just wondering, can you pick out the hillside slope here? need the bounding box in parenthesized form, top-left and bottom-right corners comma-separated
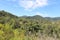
(0, 10, 60, 40)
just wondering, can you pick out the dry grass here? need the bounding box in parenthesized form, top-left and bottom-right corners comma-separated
(25, 34, 60, 40)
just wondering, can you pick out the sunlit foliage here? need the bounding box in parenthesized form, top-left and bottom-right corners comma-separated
(0, 10, 60, 40)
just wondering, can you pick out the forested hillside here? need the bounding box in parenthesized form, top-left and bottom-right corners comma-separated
(0, 10, 60, 40)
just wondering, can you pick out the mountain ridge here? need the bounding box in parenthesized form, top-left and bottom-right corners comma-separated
(0, 10, 60, 21)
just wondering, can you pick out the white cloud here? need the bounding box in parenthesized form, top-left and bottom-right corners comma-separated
(19, 0, 48, 9)
(19, 0, 34, 9)
(5, 0, 48, 10)
(35, 12, 49, 17)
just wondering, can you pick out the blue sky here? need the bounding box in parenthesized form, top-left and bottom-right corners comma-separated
(0, 0, 60, 17)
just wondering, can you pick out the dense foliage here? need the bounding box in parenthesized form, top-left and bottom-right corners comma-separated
(0, 10, 60, 40)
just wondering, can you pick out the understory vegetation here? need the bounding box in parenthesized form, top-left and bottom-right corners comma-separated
(0, 10, 60, 40)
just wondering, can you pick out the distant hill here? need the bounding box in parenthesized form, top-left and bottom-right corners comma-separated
(45, 17, 60, 21)
(0, 10, 18, 18)
(0, 10, 60, 21)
